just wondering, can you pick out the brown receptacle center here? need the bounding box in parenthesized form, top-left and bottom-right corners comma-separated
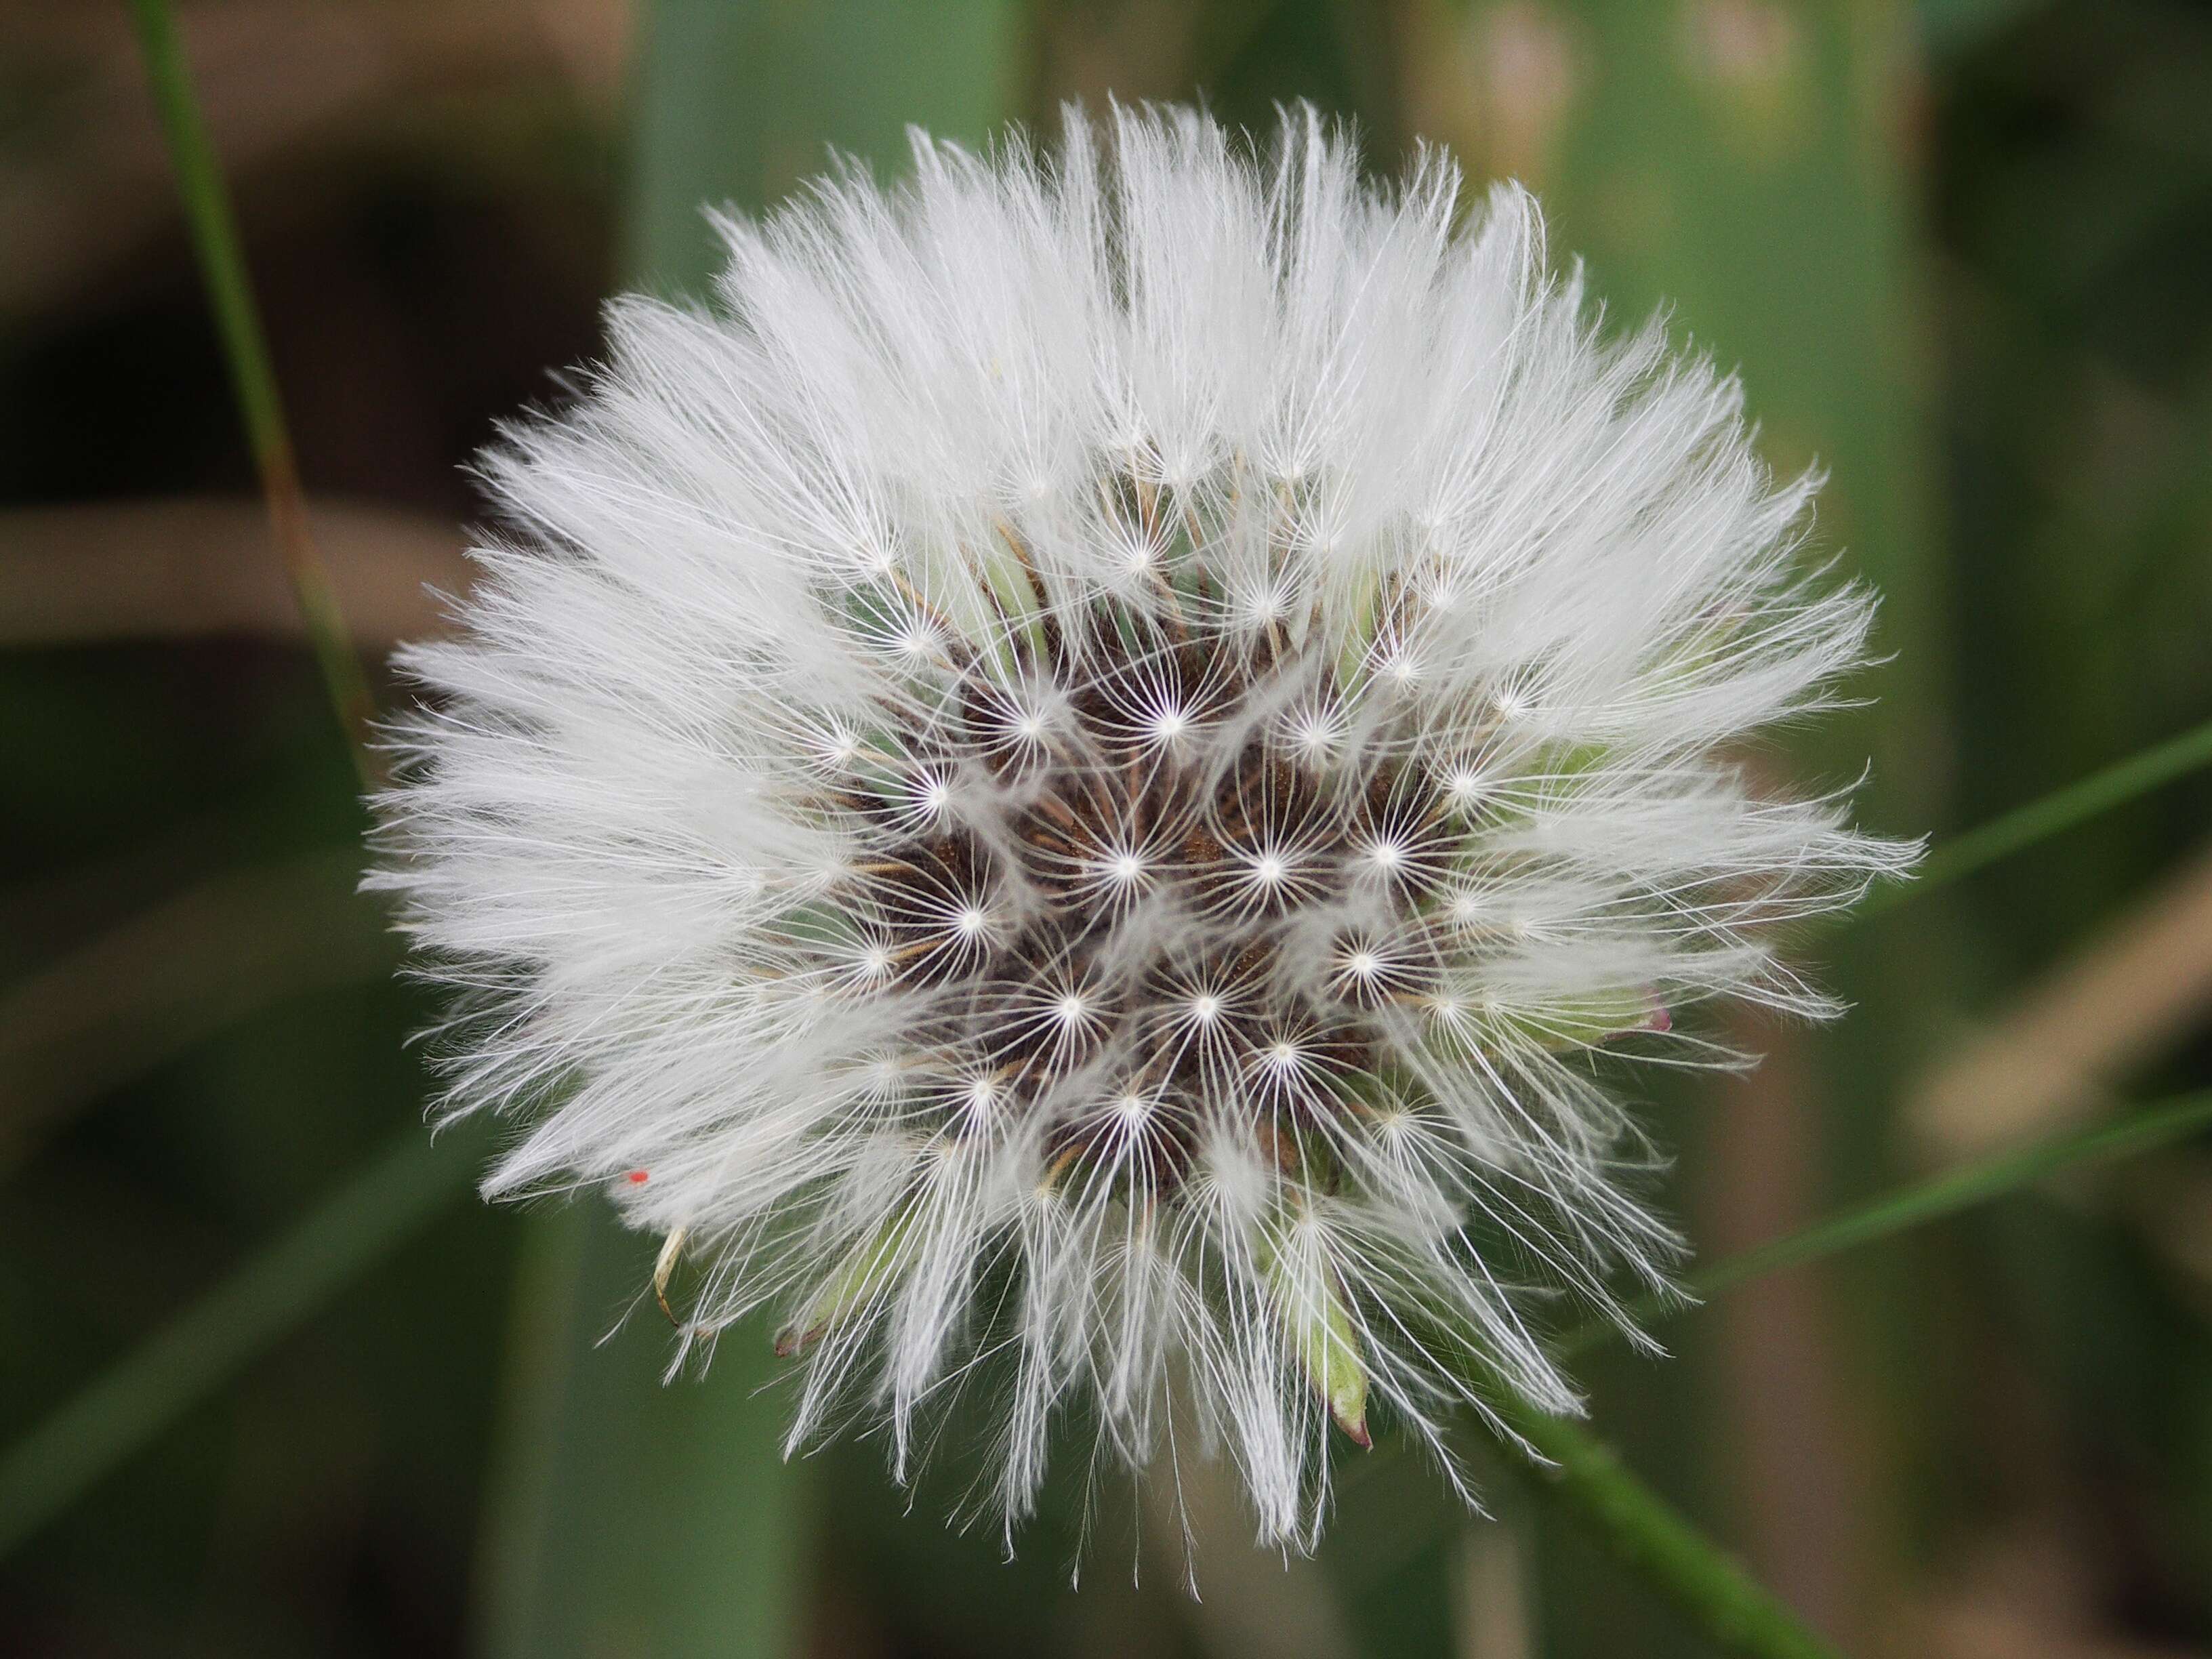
(820, 623, 1462, 1188)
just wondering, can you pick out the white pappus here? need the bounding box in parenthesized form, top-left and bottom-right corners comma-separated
(372, 103, 1915, 1553)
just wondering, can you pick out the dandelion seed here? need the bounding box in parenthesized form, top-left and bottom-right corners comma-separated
(374, 103, 1914, 1553)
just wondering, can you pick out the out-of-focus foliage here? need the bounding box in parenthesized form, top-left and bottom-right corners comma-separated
(3, 0, 2211, 1654)
(472, 9, 1019, 1658)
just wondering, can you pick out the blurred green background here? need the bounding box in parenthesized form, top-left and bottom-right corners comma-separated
(5, 0, 2212, 1654)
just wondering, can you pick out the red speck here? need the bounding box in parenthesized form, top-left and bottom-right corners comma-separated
(626, 1169, 651, 1185)
(1647, 1005, 1673, 1034)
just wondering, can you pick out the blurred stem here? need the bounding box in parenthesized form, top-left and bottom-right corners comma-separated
(467, 1205, 819, 1659)
(1483, 1395, 1840, 1659)
(0, 1129, 472, 1558)
(1558, 1088, 2212, 1359)
(462, 8, 1023, 1658)
(470, 1207, 584, 1658)
(123, 0, 380, 789)
(1461, 1078, 2200, 1659)
(1867, 712, 2212, 916)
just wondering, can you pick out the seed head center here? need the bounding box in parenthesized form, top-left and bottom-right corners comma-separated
(827, 632, 1456, 1185)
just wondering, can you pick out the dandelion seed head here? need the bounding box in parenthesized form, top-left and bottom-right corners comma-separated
(375, 104, 1914, 1551)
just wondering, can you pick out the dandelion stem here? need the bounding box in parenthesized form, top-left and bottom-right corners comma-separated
(1483, 1391, 1842, 1659)
(124, 0, 380, 789)
(1456, 1099, 2212, 1652)
(1464, 1098, 2211, 1659)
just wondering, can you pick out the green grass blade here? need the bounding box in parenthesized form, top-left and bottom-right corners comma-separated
(123, 0, 378, 785)
(1559, 1088, 2212, 1359)
(0, 1129, 472, 1558)
(1870, 714, 2212, 914)
(626, 0, 1022, 288)
(1689, 1088, 2212, 1298)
